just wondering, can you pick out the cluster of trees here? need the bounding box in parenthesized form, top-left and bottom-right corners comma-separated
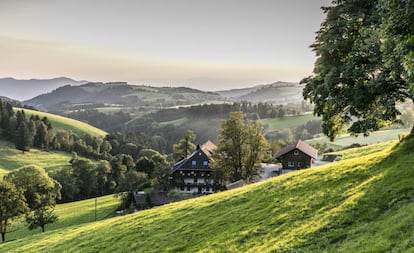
(0, 166, 61, 242)
(302, 0, 414, 140)
(50, 150, 171, 203)
(150, 102, 292, 121)
(64, 109, 132, 132)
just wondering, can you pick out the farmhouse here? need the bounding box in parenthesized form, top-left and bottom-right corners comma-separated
(274, 140, 318, 172)
(170, 141, 218, 194)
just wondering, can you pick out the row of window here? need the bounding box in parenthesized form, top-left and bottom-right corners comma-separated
(287, 161, 302, 167)
(191, 160, 208, 166)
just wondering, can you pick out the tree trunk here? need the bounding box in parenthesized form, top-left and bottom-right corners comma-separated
(41, 225, 45, 233)
(410, 126, 414, 135)
(1, 232, 5, 242)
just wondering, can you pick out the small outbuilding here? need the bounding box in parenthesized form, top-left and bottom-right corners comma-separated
(274, 140, 318, 171)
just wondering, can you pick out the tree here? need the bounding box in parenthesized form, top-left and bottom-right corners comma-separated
(4, 165, 61, 233)
(301, 0, 410, 140)
(172, 130, 196, 161)
(96, 160, 112, 195)
(15, 122, 32, 153)
(33, 121, 49, 149)
(0, 181, 29, 242)
(115, 170, 148, 193)
(211, 112, 269, 184)
(71, 158, 98, 199)
(379, 0, 414, 85)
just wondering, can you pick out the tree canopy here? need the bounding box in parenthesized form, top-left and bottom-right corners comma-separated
(212, 112, 269, 184)
(0, 181, 28, 242)
(302, 0, 414, 140)
(4, 165, 61, 233)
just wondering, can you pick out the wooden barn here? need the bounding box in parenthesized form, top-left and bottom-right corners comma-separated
(274, 140, 318, 172)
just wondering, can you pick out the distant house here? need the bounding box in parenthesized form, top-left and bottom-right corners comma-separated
(274, 140, 318, 172)
(170, 141, 218, 194)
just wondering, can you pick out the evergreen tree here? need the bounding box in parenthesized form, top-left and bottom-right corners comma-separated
(172, 130, 196, 161)
(15, 122, 32, 153)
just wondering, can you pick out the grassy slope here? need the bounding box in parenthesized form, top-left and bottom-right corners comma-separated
(309, 128, 410, 148)
(260, 113, 318, 131)
(0, 140, 72, 179)
(2, 137, 414, 252)
(6, 195, 120, 241)
(16, 108, 107, 137)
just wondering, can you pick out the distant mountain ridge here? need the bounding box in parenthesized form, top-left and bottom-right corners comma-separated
(216, 81, 303, 104)
(25, 82, 225, 112)
(0, 77, 86, 101)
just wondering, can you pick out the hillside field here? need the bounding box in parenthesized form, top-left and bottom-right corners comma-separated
(0, 140, 72, 179)
(6, 194, 120, 241)
(15, 108, 107, 137)
(2, 136, 414, 252)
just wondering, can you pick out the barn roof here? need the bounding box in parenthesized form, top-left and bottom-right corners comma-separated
(172, 142, 214, 172)
(200, 140, 217, 157)
(274, 140, 318, 159)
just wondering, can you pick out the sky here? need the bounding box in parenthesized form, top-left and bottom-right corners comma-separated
(0, 0, 331, 90)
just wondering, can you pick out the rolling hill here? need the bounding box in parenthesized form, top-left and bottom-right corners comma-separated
(0, 77, 86, 101)
(2, 137, 414, 252)
(15, 108, 107, 137)
(25, 82, 225, 112)
(216, 81, 304, 105)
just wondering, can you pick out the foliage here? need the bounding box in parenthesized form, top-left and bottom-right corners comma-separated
(4, 165, 61, 233)
(172, 130, 196, 161)
(302, 0, 410, 140)
(0, 181, 28, 242)
(212, 112, 269, 183)
(3, 138, 414, 252)
(26, 207, 58, 233)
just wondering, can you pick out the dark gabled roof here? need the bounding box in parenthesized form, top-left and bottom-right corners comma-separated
(274, 140, 318, 159)
(172, 144, 213, 172)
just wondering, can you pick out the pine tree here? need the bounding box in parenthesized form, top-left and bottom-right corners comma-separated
(15, 122, 32, 153)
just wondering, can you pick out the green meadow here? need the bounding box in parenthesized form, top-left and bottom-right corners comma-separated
(260, 113, 318, 130)
(2, 136, 414, 252)
(0, 140, 72, 179)
(15, 108, 107, 137)
(6, 194, 120, 241)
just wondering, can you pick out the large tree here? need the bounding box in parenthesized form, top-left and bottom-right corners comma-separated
(4, 165, 61, 233)
(301, 0, 411, 140)
(0, 181, 29, 242)
(172, 130, 196, 161)
(212, 112, 269, 184)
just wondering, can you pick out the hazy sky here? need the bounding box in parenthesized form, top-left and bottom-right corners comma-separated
(0, 0, 331, 90)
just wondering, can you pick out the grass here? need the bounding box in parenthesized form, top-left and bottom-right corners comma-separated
(6, 194, 120, 241)
(2, 136, 414, 252)
(0, 140, 72, 179)
(309, 128, 410, 149)
(15, 108, 107, 137)
(260, 113, 318, 131)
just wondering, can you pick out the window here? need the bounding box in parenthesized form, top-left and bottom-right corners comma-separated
(288, 161, 294, 167)
(203, 161, 208, 166)
(194, 178, 198, 183)
(297, 162, 301, 167)
(294, 150, 299, 155)
(192, 160, 196, 166)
